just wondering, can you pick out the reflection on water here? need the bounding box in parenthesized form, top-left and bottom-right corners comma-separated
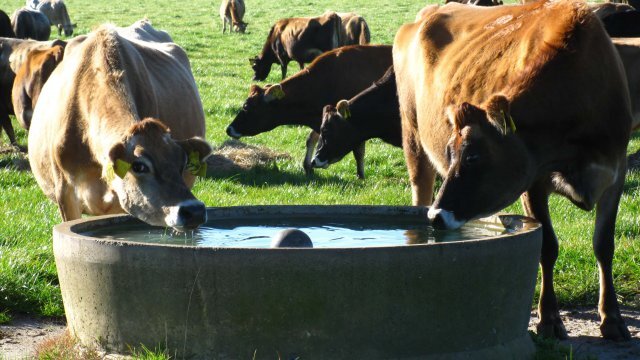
(83, 217, 509, 248)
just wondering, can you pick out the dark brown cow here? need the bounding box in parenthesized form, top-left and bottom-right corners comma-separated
(12, 43, 65, 129)
(249, 12, 341, 81)
(394, 0, 632, 340)
(228, 45, 392, 177)
(11, 7, 50, 40)
(602, 10, 640, 37)
(312, 66, 401, 178)
(590, 2, 635, 20)
(0, 37, 64, 146)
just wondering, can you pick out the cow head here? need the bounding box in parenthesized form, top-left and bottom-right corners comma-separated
(312, 101, 357, 169)
(58, 23, 76, 37)
(249, 55, 271, 81)
(12, 42, 66, 130)
(233, 21, 248, 33)
(106, 118, 212, 231)
(226, 84, 285, 139)
(427, 95, 534, 229)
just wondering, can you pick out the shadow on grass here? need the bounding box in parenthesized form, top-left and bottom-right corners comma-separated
(0, 145, 30, 172)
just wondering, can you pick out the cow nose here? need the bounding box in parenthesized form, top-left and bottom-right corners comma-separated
(226, 126, 241, 139)
(311, 157, 328, 169)
(177, 200, 207, 230)
(427, 207, 465, 230)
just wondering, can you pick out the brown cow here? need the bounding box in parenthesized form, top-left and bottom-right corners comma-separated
(394, 0, 632, 340)
(11, 43, 65, 130)
(613, 37, 640, 131)
(28, 20, 211, 231)
(219, 0, 247, 34)
(11, 7, 50, 40)
(590, 2, 635, 19)
(249, 12, 341, 81)
(0, 37, 64, 146)
(445, 0, 503, 6)
(328, 11, 370, 45)
(229, 45, 392, 177)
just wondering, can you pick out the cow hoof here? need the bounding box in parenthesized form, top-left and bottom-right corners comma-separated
(536, 319, 568, 340)
(600, 317, 631, 341)
(303, 163, 314, 176)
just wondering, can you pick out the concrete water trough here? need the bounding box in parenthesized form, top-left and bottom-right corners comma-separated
(53, 205, 542, 359)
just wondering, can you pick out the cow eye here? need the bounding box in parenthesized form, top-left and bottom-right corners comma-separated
(131, 161, 150, 174)
(465, 154, 480, 164)
(242, 103, 249, 111)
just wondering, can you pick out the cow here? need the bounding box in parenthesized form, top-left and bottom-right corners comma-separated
(445, 0, 503, 6)
(11, 7, 50, 40)
(229, 45, 392, 177)
(28, 20, 212, 231)
(29, 0, 76, 37)
(311, 66, 401, 178)
(11, 43, 65, 130)
(249, 12, 341, 81)
(613, 38, 640, 131)
(0, 10, 15, 37)
(0, 37, 64, 146)
(393, 0, 632, 341)
(328, 11, 370, 45)
(220, 0, 247, 34)
(590, 2, 635, 20)
(601, 10, 640, 37)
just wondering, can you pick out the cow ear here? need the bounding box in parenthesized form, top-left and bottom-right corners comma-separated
(336, 100, 351, 120)
(177, 137, 213, 177)
(107, 142, 131, 179)
(485, 94, 515, 135)
(446, 102, 482, 131)
(263, 84, 285, 102)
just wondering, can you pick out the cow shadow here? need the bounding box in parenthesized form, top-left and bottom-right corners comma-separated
(0, 144, 29, 171)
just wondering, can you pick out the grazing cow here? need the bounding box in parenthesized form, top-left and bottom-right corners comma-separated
(0, 37, 64, 145)
(30, 0, 76, 37)
(613, 38, 640, 130)
(28, 20, 212, 231)
(445, 0, 503, 6)
(229, 45, 392, 177)
(394, 0, 632, 341)
(12, 43, 65, 130)
(220, 0, 247, 34)
(11, 7, 50, 40)
(328, 12, 370, 45)
(249, 12, 341, 81)
(601, 10, 640, 37)
(0, 10, 15, 37)
(311, 66, 401, 178)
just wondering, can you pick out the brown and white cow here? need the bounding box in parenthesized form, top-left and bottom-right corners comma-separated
(249, 12, 341, 81)
(11, 42, 65, 130)
(29, 0, 75, 37)
(28, 20, 211, 231)
(229, 45, 392, 177)
(0, 37, 64, 145)
(311, 66, 401, 178)
(394, 0, 632, 340)
(219, 0, 247, 34)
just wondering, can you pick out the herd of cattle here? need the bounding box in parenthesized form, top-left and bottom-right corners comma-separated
(1, 0, 639, 345)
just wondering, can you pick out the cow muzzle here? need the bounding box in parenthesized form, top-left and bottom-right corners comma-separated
(226, 125, 242, 139)
(427, 207, 466, 230)
(165, 199, 207, 231)
(311, 157, 329, 169)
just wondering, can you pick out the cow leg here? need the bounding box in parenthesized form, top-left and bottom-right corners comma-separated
(353, 142, 365, 179)
(0, 114, 17, 146)
(403, 128, 435, 206)
(54, 173, 82, 221)
(303, 130, 319, 176)
(297, 61, 304, 70)
(593, 165, 631, 340)
(521, 181, 567, 339)
(280, 62, 288, 80)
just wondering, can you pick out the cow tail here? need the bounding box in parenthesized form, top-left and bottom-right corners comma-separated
(359, 19, 370, 45)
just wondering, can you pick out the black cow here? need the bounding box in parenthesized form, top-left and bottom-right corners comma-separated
(11, 8, 50, 41)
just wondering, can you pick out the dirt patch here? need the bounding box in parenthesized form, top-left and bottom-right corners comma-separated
(1, 308, 638, 359)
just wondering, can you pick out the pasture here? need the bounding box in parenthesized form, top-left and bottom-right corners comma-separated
(0, 0, 638, 333)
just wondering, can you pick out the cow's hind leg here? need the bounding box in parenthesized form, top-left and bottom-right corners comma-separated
(303, 130, 319, 176)
(0, 113, 17, 146)
(521, 181, 567, 339)
(353, 142, 365, 179)
(593, 165, 631, 340)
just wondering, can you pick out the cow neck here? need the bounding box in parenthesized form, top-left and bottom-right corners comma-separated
(275, 76, 324, 131)
(346, 76, 400, 145)
(258, 27, 278, 66)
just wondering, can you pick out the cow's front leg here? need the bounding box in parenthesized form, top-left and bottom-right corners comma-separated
(521, 181, 567, 339)
(402, 127, 434, 206)
(280, 62, 288, 80)
(0, 114, 17, 146)
(303, 130, 319, 176)
(593, 165, 631, 340)
(353, 142, 365, 179)
(54, 174, 82, 221)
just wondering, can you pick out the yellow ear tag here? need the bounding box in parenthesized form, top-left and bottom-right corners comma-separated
(187, 151, 206, 177)
(508, 114, 517, 133)
(273, 86, 285, 100)
(343, 107, 351, 120)
(114, 159, 131, 179)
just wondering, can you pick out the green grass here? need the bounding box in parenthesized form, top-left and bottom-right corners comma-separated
(0, 0, 638, 332)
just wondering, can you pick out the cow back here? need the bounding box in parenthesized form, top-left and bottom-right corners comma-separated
(0, 10, 14, 37)
(11, 8, 50, 40)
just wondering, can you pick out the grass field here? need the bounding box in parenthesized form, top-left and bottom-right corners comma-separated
(0, 0, 638, 327)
